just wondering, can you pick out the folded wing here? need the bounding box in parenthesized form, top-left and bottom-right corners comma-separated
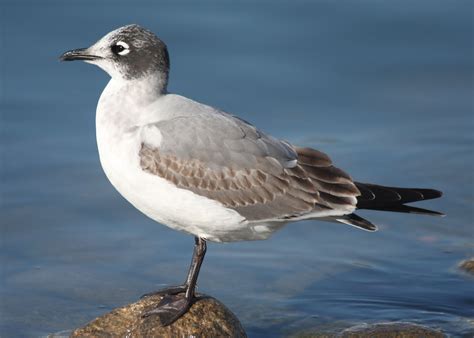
(139, 112, 360, 221)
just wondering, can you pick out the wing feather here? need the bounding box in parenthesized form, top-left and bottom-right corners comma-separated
(139, 114, 360, 221)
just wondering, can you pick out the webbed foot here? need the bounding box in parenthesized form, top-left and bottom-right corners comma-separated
(140, 284, 187, 299)
(142, 292, 194, 326)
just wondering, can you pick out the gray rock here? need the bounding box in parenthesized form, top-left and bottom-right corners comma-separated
(291, 322, 445, 338)
(339, 322, 445, 338)
(70, 294, 247, 337)
(459, 258, 474, 275)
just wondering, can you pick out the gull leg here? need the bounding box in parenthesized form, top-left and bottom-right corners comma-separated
(142, 237, 207, 326)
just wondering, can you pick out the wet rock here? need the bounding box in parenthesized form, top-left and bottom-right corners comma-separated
(71, 294, 246, 337)
(339, 322, 445, 338)
(459, 258, 474, 275)
(291, 322, 445, 338)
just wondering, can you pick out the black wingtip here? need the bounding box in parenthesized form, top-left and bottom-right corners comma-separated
(419, 188, 443, 200)
(355, 183, 444, 216)
(405, 205, 445, 217)
(370, 204, 445, 217)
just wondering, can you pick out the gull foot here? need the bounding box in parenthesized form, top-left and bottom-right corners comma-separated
(142, 293, 194, 326)
(140, 285, 187, 299)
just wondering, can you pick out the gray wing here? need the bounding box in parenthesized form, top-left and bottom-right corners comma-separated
(152, 112, 297, 170)
(139, 112, 360, 221)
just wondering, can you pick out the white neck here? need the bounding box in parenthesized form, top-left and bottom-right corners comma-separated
(96, 73, 167, 134)
(111, 72, 167, 106)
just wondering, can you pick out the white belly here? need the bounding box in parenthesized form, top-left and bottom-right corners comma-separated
(94, 80, 290, 242)
(96, 120, 290, 242)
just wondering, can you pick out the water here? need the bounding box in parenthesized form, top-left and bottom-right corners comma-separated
(1, 0, 473, 337)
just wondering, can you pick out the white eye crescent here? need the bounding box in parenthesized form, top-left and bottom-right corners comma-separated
(116, 41, 130, 55)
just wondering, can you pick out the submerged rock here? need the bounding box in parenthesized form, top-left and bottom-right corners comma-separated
(339, 322, 445, 338)
(291, 322, 445, 338)
(71, 294, 246, 337)
(459, 258, 474, 275)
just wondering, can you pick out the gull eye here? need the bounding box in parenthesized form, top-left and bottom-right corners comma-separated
(111, 41, 130, 56)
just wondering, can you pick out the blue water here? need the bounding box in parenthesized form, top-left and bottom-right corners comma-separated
(1, 1, 473, 337)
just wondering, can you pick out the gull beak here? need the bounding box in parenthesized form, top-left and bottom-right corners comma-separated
(59, 48, 102, 62)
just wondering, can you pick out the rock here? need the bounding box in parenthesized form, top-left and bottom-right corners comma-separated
(339, 322, 445, 338)
(291, 322, 445, 338)
(71, 294, 247, 337)
(459, 258, 474, 275)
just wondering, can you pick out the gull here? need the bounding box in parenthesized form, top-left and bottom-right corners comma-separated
(60, 24, 443, 326)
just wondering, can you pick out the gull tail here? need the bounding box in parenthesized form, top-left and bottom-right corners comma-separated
(355, 182, 444, 216)
(336, 213, 378, 231)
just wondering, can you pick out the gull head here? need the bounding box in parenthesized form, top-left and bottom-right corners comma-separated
(60, 24, 169, 84)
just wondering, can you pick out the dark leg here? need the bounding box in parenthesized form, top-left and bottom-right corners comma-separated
(141, 237, 207, 326)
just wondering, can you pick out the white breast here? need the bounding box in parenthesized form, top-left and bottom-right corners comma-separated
(94, 79, 281, 242)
